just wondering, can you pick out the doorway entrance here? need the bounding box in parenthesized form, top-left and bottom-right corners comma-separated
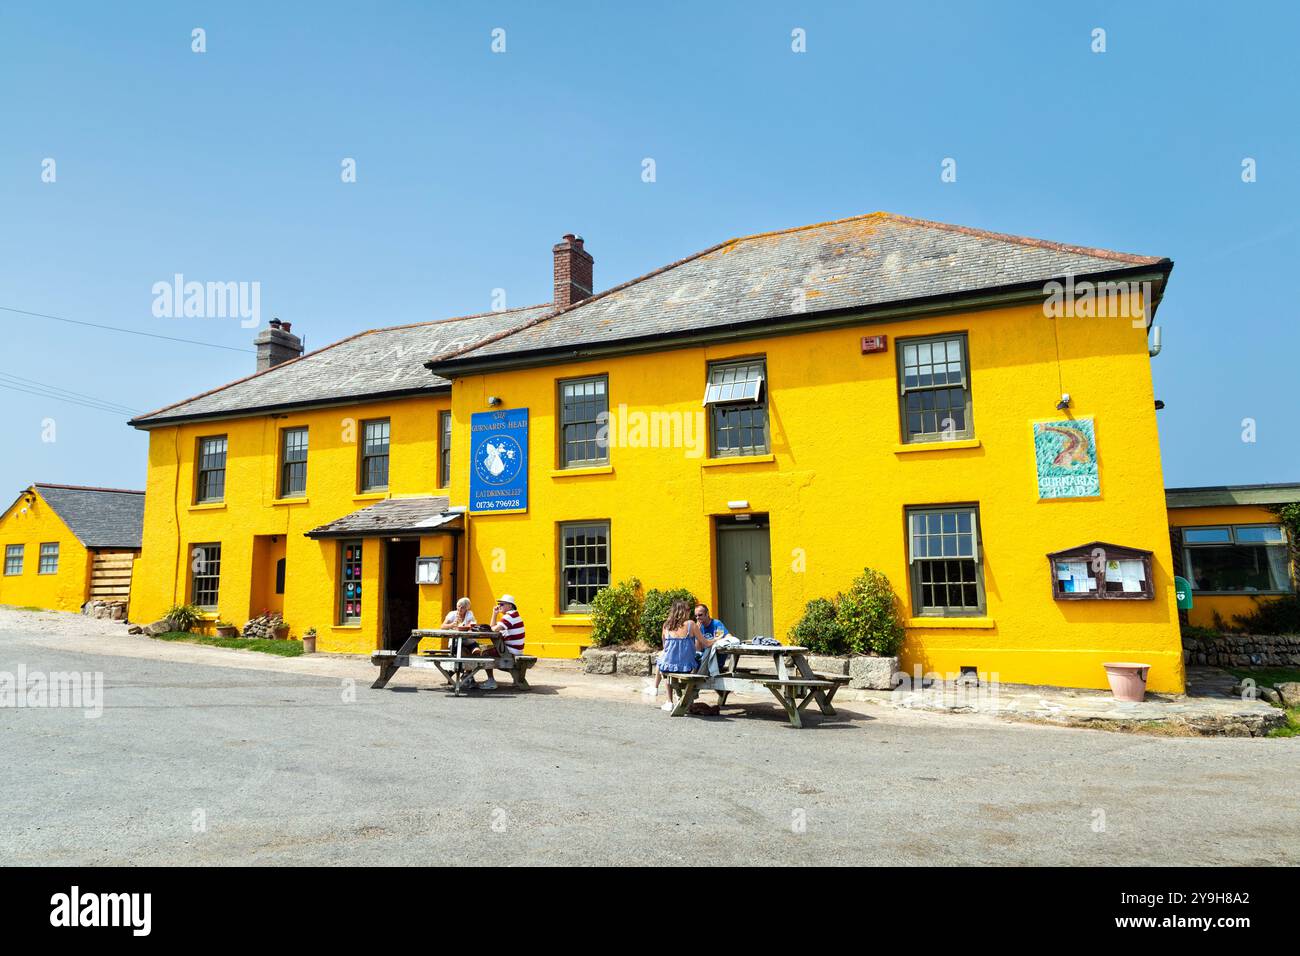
(383, 539, 420, 650)
(716, 516, 773, 641)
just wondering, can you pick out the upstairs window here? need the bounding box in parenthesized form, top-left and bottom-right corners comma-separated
(559, 375, 609, 467)
(195, 436, 228, 503)
(438, 410, 452, 488)
(4, 544, 23, 576)
(898, 334, 973, 443)
(705, 358, 769, 457)
(38, 542, 59, 575)
(906, 506, 984, 615)
(1182, 525, 1291, 593)
(280, 427, 308, 498)
(190, 543, 222, 609)
(360, 419, 390, 492)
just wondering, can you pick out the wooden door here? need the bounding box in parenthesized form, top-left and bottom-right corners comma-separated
(716, 521, 773, 641)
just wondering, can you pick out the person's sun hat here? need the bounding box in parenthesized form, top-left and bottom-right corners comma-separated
(498, 594, 516, 607)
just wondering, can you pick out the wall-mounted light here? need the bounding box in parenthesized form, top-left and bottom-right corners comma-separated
(487, 396, 503, 407)
(1055, 393, 1071, 411)
(727, 500, 750, 510)
(446, 505, 467, 514)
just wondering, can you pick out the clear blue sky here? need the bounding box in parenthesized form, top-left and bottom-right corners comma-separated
(1, 0, 1296, 495)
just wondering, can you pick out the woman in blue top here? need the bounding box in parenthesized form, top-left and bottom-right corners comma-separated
(658, 599, 713, 712)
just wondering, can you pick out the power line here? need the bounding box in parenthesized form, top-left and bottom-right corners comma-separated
(0, 381, 137, 418)
(0, 371, 140, 415)
(0, 305, 256, 354)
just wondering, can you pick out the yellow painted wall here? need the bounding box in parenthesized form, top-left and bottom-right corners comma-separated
(449, 300, 1185, 691)
(0, 488, 93, 612)
(130, 395, 458, 652)
(1167, 503, 1293, 629)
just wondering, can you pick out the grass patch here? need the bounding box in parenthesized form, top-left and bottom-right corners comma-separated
(1267, 708, 1300, 739)
(1226, 667, 1300, 687)
(151, 630, 303, 657)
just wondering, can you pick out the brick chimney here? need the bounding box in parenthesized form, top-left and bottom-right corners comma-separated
(553, 234, 594, 310)
(254, 318, 304, 371)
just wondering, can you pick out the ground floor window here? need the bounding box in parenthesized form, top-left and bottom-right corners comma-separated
(4, 544, 22, 575)
(906, 505, 984, 615)
(340, 540, 363, 623)
(559, 521, 610, 612)
(1182, 524, 1291, 593)
(38, 542, 59, 575)
(190, 543, 222, 609)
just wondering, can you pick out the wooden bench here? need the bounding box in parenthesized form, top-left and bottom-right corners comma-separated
(371, 634, 538, 694)
(667, 671, 835, 728)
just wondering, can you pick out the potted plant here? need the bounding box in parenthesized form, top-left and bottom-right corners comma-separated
(1102, 662, 1150, 702)
(214, 620, 239, 638)
(302, 628, 317, 654)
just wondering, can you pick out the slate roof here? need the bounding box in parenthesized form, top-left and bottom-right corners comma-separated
(1166, 483, 1300, 509)
(427, 212, 1172, 371)
(130, 304, 551, 427)
(305, 496, 460, 538)
(32, 484, 145, 549)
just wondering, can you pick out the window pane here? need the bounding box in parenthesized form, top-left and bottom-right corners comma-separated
(1187, 543, 1289, 592)
(1183, 527, 1231, 544)
(560, 522, 610, 611)
(190, 544, 222, 608)
(4, 544, 23, 575)
(560, 376, 609, 467)
(38, 543, 59, 574)
(1234, 525, 1285, 544)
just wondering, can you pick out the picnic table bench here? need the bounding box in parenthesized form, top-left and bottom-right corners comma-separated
(371, 628, 537, 695)
(667, 642, 846, 728)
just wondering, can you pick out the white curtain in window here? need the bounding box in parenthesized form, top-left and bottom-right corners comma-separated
(1265, 545, 1291, 591)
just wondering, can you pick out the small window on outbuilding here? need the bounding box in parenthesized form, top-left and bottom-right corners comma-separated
(1048, 542, 1154, 601)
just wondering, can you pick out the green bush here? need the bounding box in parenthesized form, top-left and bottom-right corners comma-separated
(836, 568, 905, 656)
(164, 603, 203, 633)
(639, 587, 698, 649)
(1232, 594, 1300, 636)
(788, 597, 848, 655)
(589, 577, 643, 647)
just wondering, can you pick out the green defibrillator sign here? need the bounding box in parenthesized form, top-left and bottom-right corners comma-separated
(1174, 576, 1194, 610)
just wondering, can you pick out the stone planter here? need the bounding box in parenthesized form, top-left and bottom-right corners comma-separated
(302, 634, 316, 654)
(1102, 662, 1150, 702)
(581, 648, 617, 675)
(808, 654, 849, 676)
(215, 625, 239, 638)
(616, 651, 655, 677)
(848, 655, 901, 690)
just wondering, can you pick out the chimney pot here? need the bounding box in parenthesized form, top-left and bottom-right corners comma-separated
(553, 233, 594, 311)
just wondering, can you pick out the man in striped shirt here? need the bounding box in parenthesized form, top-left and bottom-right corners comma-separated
(466, 593, 526, 691)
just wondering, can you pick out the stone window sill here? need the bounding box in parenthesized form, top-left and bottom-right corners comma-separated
(906, 617, 996, 629)
(701, 453, 775, 468)
(550, 465, 613, 478)
(893, 438, 981, 455)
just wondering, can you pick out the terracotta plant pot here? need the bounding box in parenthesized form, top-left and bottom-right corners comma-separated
(1102, 662, 1150, 702)
(275, 624, 290, 640)
(302, 635, 316, 654)
(215, 625, 239, 638)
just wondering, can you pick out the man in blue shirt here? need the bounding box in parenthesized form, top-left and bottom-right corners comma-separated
(693, 604, 730, 641)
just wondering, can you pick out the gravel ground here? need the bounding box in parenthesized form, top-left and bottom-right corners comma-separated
(2, 607, 1298, 865)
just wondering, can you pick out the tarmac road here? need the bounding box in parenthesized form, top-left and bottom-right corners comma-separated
(2, 622, 1297, 866)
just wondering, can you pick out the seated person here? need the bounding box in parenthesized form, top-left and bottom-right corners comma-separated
(463, 593, 525, 692)
(693, 603, 730, 641)
(658, 599, 714, 712)
(441, 596, 478, 654)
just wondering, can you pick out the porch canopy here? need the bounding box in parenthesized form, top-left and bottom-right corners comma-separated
(305, 496, 463, 539)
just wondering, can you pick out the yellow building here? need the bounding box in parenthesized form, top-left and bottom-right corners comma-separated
(131, 213, 1186, 691)
(0, 484, 144, 612)
(1166, 483, 1298, 629)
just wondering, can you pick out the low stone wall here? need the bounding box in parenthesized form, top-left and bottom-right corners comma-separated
(82, 600, 127, 621)
(1184, 632, 1300, 668)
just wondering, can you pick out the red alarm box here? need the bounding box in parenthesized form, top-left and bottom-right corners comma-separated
(861, 334, 888, 354)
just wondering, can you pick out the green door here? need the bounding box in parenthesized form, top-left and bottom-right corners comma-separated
(717, 520, 773, 641)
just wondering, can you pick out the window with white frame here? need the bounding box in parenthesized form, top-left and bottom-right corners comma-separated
(4, 544, 23, 576)
(704, 358, 768, 457)
(38, 542, 59, 575)
(1182, 525, 1292, 593)
(906, 506, 984, 615)
(559, 375, 609, 468)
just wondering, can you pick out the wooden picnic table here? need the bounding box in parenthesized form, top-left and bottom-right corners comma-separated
(667, 642, 847, 728)
(370, 628, 537, 695)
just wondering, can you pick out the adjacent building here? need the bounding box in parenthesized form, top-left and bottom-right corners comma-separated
(1166, 483, 1298, 629)
(0, 483, 144, 611)
(128, 212, 1188, 691)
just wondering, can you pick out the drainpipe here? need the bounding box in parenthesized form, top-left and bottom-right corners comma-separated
(1148, 325, 1163, 358)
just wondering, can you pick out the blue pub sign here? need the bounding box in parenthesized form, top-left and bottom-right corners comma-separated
(469, 408, 529, 513)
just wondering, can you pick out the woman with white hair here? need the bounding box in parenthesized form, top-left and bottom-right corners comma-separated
(442, 596, 476, 629)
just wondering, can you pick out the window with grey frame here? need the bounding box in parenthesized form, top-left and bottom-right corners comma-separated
(906, 506, 984, 615)
(898, 334, 973, 443)
(280, 427, 308, 498)
(195, 435, 228, 502)
(559, 521, 610, 612)
(438, 410, 452, 487)
(704, 358, 769, 457)
(190, 543, 222, 609)
(360, 419, 390, 491)
(4, 544, 23, 575)
(38, 542, 59, 574)
(559, 375, 609, 467)
(1181, 524, 1292, 593)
